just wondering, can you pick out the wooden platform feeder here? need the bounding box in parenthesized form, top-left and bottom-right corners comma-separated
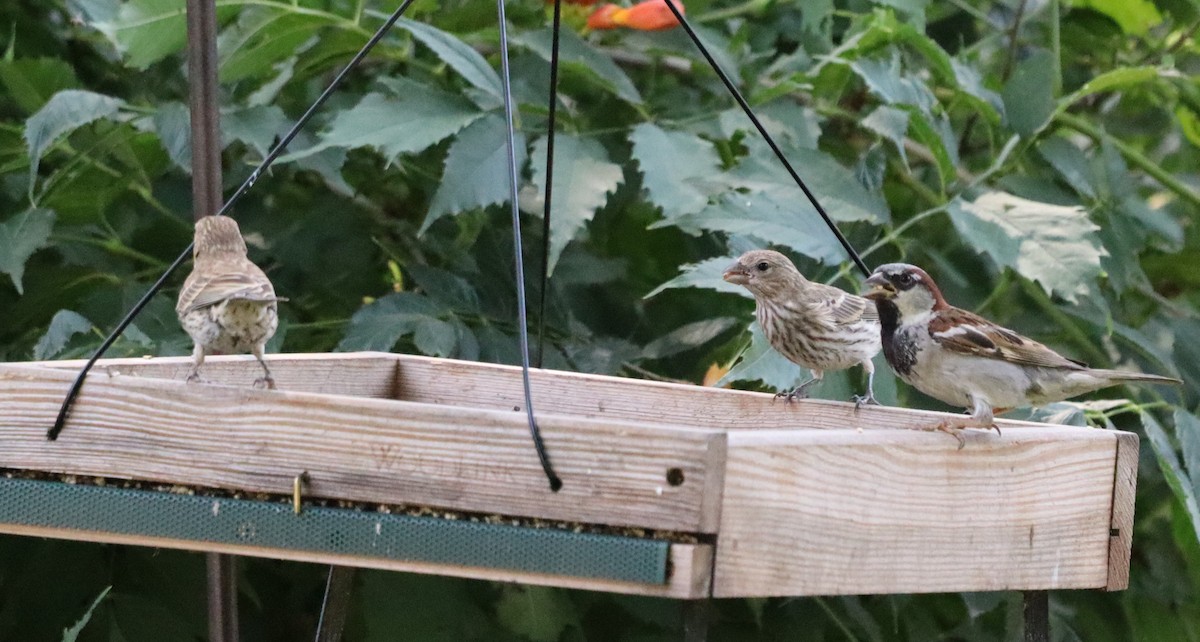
(0, 352, 1137, 598)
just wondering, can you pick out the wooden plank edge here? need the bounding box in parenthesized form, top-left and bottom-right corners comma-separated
(1106, 431, 1139, 591)
(0, 523, 711, 598)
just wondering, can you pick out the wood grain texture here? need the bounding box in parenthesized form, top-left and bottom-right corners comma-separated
(0, 523, 711, 598)
(1107, 431, 1139, 591)
(0, 363, 724, 532)
(713, 427, 1124, 597)
(31, 353, 399, 398)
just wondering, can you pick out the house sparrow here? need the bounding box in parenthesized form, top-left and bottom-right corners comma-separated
(177, 215, 284, 388)
(864, 263, 1181, 446)
(723, 249, 882, 405)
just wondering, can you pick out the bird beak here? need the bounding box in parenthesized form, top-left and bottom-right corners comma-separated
(862, 273, 894, 300)
(722, 263, 749, 285)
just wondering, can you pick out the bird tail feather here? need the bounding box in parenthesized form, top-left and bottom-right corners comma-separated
(1091, 369, 1182, 386)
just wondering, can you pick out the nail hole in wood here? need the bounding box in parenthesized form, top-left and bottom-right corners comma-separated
(666, 468, 685, 486)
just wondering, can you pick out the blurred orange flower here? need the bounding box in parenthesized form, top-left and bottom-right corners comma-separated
(587, 0, 684, 31)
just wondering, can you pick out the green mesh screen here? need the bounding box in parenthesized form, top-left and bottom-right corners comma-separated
(0, 478, 669, 584)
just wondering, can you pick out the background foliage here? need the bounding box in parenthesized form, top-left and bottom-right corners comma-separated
(2, 0, 1200, 638)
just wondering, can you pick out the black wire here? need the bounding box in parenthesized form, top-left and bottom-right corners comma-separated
(662, 2, 871, 278)
(48, 0, 419, 440)
(497, 0, 563, 491)
(535, 0, 563, 369)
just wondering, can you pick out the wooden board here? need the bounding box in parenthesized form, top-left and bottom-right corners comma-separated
(713, 426, 1124, 597)
(1106, 431, 1139, 591)
(0, 362, 725, 533)
(0, 522, 711, 598)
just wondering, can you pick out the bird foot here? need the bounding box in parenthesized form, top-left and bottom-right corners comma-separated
(919, 418, 1000, 450)
(774, 387, 809, 404)
(853, 393, 880, 410)
(253, 376, 276, 390)
(185, 373, 208, 384)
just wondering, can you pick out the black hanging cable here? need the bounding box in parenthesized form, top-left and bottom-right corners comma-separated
(48, 0, 420, 440)
(662, 2, 871, 278)
(535, 0, 564, 369)
(497, 0, 563, 491)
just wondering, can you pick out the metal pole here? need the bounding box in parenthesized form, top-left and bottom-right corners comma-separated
(314, 566, 357, 642)
(1023, 590, 1049, 642)
(186, 0, 238, 639)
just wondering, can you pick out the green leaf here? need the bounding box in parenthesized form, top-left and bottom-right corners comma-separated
(643, 317, 738, 360)
(1057, 66, 1161, 115)
(25, 89, 124, 192)
(1143, 412, 1200, 546)
(94, 0, 189, 69)
(0, 207, 56, 294)
(645, 256, 752, 299)
(151, 101, 191, 172)
(33, 310, 94, 360)
(849, 53, 937, 113)
(718, 322, 804, 391)
(494, 585, 578, 642)
(1176, 409, 1200, 503)
(0, 58, 79, 114)
(217, 9, 330, 83)
(629, 123, 722, 219)
(1037, 136, 1096, 198)
(400, 19, 502, 100)
(947, 191, 1105, 302)
(514, 28, 643, 105)
(336, 292, 446, 352)
(413, 317, 457, 357)
(1072, 0, 1163, 35)
(1002, 49, 1056, 137)
(906, 109, 958, 187)
(950, 58, 1004, 121)
(422, 114, 526, 232)
(222, 104, 288, 158)
(299, 79, 483, 164)
(61, 585, 111, 642)
(529, 134, 623, 275)
(861, 105, 909, 164)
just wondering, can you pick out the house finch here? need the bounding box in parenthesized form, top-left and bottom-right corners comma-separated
(177, 215, 284, 388)
(722, 249, 882, 405)
(863, 263, 1182, 446)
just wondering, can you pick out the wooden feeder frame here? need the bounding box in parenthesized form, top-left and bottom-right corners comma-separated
(0, 352, 1137, 599)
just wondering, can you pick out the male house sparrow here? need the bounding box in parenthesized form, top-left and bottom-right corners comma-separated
(723, 250, 882, 405)
(177, 215, 284, 388)
(864, 263, 1180, 446)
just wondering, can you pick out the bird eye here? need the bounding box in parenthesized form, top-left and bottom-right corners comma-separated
(898, 273, 915, 286)
(755, 261, 770, 271)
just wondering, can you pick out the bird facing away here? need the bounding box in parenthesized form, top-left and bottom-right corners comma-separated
(864, 263, 1181, 446)
(176, 215, 284, 388)
(723, 249, 883, 405)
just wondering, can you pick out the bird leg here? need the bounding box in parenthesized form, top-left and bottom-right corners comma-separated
(922, 396, 997, 450)
(853, 363, 879, 409)
(775, 372, 822, 403)
(252, 345, 276, 390)
(186, 346, 207, 383)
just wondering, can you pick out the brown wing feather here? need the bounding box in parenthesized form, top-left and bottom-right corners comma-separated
(806, 282, 879, 326)
(929, 307, 1085, 370)
(177, 258, 278, 316)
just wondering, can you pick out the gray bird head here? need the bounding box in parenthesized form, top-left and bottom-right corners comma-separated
(863, 263, 947, 316)
(722, 249, 807, 299)
(194, 215, 249, 257)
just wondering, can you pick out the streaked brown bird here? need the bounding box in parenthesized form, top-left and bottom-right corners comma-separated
(864, 263, 1182, 446)
(177, 215, 284, 388)
(723, 249, 882, 405)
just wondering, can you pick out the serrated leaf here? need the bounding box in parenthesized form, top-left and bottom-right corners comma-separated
(25, 89, 124, 190)
(1143, 412, 1200, 545)
(400, 19, 502, 100)
(406, 264, 480, 313)
(861, 105, 909, 164)
(731, 145, 890, 224)
(1002, 49, 1056, 137)
(1038, 136, 1096, 198)
(947, 192, 1104, 302)
(94, 0, 190, 69)
(515, 28, 643, 105)
(643, 317, 738, 360)
(298, 80, 483, 164)
(495, 585, 578, 642)
(33, 310, 94, 360)
(422, 114, 526, 232)
(529, 134, 622, 275)
(0, 207, 56, 294)
(217, 9, 328, 83)
(906, 109, 957, 187)
(222, 104, 288, 158)
(629, 123, 722, 219)
(151, 101, 191, 172)
(666, 192, 849, 264)
(951, 58, 1004, 121)
(717, 322, 804, 391)
(1073, 0, 1162, 35)
(645, 256, 751, 299)
(849, 53, 937, 113)
(335, 292, 445, 352)
(0, 58, 79, 114)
